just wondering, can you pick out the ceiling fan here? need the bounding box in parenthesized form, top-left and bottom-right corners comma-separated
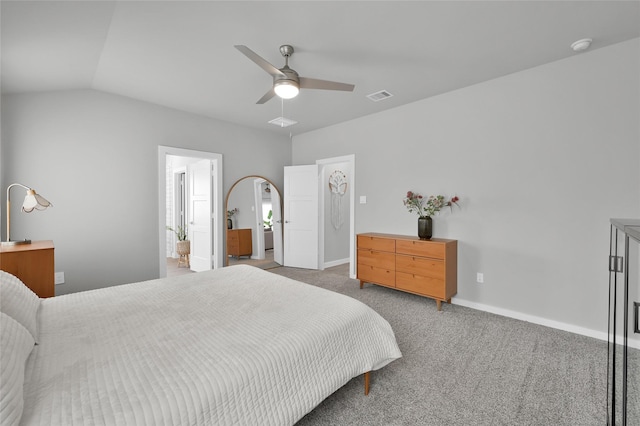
(234, 44, 355, 104)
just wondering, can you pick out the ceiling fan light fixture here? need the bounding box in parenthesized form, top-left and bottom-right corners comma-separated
(274, 80, 299, 99)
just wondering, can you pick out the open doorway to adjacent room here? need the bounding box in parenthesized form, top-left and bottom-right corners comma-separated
(158, 146, 223, 278)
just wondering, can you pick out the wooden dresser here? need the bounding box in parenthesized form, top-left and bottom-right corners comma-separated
(227, 228, 252, 258)
(357, 233, 457, 310)
(0, 240, 55, 298)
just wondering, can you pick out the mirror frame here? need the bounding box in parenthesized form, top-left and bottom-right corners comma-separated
(225, 175, 283, 266)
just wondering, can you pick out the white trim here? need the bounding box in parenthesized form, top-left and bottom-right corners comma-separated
(324, 257, 350, 269)
(170, 167, 187, 258)
(316, 154, 356, 278)
(452, 297, 640, 349)
(253, 177, 266, 260)
(158, 146, 223, 278)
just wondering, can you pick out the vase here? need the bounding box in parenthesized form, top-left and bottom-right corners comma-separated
(418, 216, 432, 240)
(227, 218, 233, 229)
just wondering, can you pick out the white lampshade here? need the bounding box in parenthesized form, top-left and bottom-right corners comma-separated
(22, 189, 52, 212)
(274, 81, 299, 99)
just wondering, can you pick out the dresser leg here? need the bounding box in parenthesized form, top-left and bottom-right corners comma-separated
(436, 300, 442, 311)
(359, 280, 364, 289)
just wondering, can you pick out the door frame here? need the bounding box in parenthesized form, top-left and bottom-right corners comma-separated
(252, 177, 265, 260)
(170, 167, 187, 257)
(316, 154, 356, 278)
(158, 146, 223, 278)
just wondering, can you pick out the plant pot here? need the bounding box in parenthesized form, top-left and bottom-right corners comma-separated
(418, 216, 432, 240)
(227, 218, 233, 229)
(176, 240, 190, 256)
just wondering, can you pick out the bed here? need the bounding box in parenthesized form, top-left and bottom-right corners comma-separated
(0, 264, 401, 425)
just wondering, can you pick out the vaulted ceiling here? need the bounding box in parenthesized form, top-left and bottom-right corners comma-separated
(2, 1, 639, 135)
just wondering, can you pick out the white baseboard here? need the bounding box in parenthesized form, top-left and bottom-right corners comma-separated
(324, 258, 350, 269)
(452, 297, 640, 350)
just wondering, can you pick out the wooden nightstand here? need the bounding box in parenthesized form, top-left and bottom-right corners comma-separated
(0, 240, 55, 298)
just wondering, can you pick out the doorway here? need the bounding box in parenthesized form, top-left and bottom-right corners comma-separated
(157, 146, 223, 278)
(317, 155, 355, 278)
(282, 155, 355, 277)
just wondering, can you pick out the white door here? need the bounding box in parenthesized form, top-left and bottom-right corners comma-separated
(189, 159, 212, 272)
(284, 165, 319, 269)
(271, 187, 283, 265)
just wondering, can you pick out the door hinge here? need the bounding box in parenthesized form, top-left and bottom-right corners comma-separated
(609, 255, 624, 273)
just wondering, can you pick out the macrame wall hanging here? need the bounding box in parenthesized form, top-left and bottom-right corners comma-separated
(328, 170, 347, 230)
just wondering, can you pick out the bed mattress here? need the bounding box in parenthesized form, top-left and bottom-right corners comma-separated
(20, 265, 401, 425)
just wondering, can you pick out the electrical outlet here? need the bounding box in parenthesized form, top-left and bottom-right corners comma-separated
(54, 272, 65, 285)
(476, 272, 484, 283)
(359, 195, 367, 204)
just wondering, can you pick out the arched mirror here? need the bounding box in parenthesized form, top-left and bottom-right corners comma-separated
(225, 176, 283, 268)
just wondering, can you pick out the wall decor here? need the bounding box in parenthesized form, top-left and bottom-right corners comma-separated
(328, 170, 348, 230)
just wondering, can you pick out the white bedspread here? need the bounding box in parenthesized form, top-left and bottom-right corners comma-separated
(21, 265, 401, 425)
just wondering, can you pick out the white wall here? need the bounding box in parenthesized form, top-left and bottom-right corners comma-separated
(292, 39, 640, 337)
(1, 89, 291, 294)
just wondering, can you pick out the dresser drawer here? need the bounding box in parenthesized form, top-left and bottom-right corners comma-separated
(396, 271, 445, 299)
(396, 240, 445, 259)
(357, 235, 395, 252)
(357, 249, 395, 270)
(358, 264, 395, 287)
(396, 254, 444, 280)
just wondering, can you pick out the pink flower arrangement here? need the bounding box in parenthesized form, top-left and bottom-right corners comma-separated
(403, 191, 459, 218)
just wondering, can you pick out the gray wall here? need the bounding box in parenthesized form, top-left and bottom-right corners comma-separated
(292, 39, 640, 337)
(1, 89, 291, 294)
(323, 161, 351, 264)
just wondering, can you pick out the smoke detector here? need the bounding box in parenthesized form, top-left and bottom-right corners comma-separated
(571, 38, 592, 52)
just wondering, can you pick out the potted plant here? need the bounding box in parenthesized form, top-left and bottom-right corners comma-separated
(263, 209, 273, 230)
(227, 208, 239, 229)
(167, 225, 190, 266)
(403, 191, 459, 240)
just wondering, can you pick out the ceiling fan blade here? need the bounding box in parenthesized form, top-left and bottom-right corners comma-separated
(299, 77, 355, 92)
(256, 88, 276, 104)
(234, 45, 285, 77)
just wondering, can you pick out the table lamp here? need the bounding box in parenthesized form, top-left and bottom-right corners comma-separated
(2, 183, 52, 246)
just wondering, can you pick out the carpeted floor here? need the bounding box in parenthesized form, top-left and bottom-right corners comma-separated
(269, 266, 613, 426)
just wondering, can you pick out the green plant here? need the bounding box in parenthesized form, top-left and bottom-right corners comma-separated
(166, 225, 188, 241)
(263, 209, 273, 228)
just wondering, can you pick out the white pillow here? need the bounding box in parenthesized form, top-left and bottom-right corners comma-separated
(0, 271, 40, 343)
(0, 312, 35, 426)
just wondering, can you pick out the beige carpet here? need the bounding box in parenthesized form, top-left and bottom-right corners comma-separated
(166, 249, 281, 277)
(228, 249, 280, 270)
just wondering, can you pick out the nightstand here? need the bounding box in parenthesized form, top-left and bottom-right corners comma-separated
(0, 240, 55, 298)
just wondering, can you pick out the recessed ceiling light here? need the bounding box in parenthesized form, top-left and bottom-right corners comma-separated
(571, 38, 592, 52)
(268, 117, 298, 128)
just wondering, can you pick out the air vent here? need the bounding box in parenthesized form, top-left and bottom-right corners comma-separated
(268, 117, 298, 128)
(367, 90, 393, 102)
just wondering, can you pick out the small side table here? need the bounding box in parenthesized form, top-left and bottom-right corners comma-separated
(0, 240, 55, 298)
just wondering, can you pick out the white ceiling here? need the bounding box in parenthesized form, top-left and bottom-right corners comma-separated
(2, 1, 639, 136)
